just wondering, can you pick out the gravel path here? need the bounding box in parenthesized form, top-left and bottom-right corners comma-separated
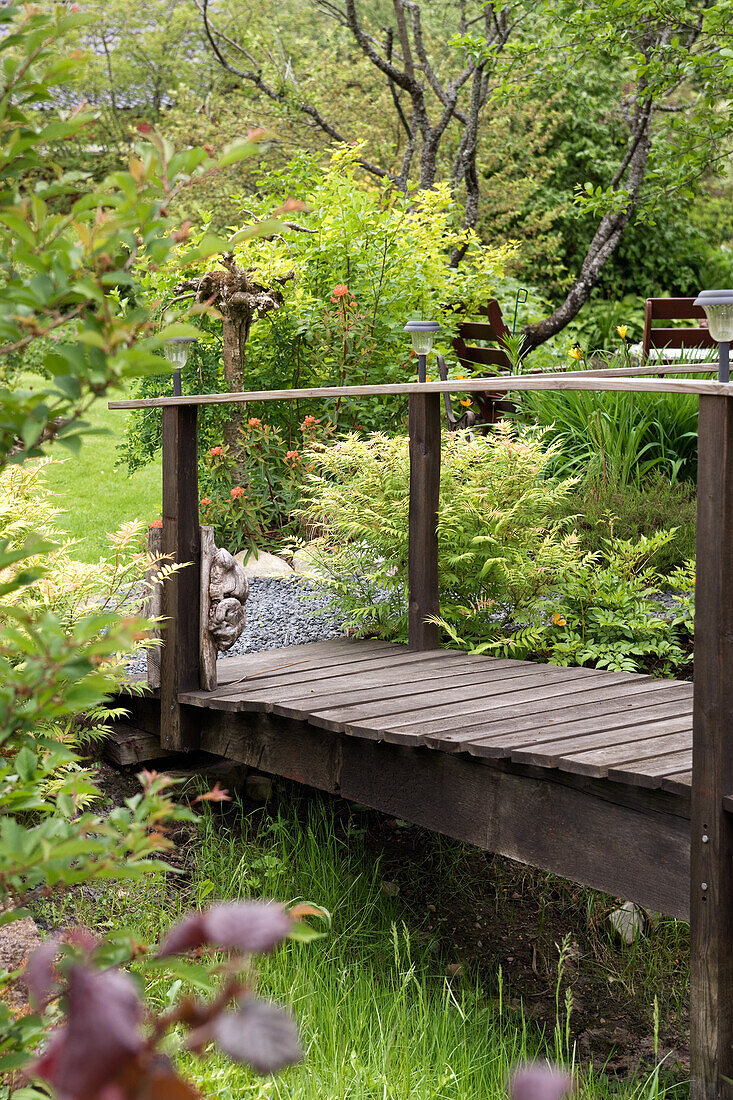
(125, 577, 346, 677)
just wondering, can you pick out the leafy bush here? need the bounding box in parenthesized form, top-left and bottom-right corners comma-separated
(0, 3, 314, 1092)
(198, 414, 334, 555)
(299, 428, 694, 676)
(298, 424, 580, 642)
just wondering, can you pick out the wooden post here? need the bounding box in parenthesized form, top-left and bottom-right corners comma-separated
(408, 391, 441, 651)
(690, 393, 733, 1100)
(160, 404, 201, 752)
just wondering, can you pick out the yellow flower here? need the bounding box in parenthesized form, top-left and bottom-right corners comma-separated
(552, 613, 567, 626)
(460, 398, 473, 407)
(569, 347, 583, 361)
(616, 324, 628, 339)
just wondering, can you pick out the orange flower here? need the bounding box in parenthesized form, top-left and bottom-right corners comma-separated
(460, 398, 473, 407)
(200, 497, 212, 506)
(230, 486, 245, 500)
(330, 284, 349, 301)
(285, 449, 300, 465)
(150, 519, 163, 529)
(552, 613, 567, 626)
(248, 417, 261, 428)
(302, 414, 319, 429)
(210, 445, 224, 456)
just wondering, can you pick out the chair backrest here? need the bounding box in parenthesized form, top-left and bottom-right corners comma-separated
(642, 297, 716, 363)
(452, 300, 512, 373)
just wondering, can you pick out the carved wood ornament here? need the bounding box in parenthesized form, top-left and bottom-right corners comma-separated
(200, 526, 249, 690)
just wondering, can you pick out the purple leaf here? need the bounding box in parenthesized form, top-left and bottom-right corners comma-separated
(212, 998, 302, 1075)
(32, 964, 144, 1099)
(510, 1064, 572, 1100)
(158, 901, 291, 958)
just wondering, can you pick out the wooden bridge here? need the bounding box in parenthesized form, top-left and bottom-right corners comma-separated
(110, 368, 733, 1100)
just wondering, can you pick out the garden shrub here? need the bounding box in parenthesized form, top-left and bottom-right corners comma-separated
(198, 414, 333, 555)
(0, 3, 310, 1092)
(299, 428, 695, 676)
(298, 424, 580, 643)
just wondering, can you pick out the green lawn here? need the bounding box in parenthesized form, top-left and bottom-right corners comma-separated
(29, 378, 161, 561)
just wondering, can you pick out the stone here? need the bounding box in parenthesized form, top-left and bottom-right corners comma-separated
(291, 543, 328, 579)
(235, 550, 292, 578)
(608, 901, 645, 944)
(246, 773, 273, 802)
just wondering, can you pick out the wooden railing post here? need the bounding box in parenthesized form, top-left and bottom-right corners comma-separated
(690, 393, 733, 1100)
(160, 404, 201, 752)
(408, 391, 441, 651)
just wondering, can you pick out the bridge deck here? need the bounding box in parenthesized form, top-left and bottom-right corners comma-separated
(178, 639, 694, 798)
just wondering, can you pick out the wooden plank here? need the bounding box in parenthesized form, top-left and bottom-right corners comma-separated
(457, 321, 504, 341)
(408, 391, 441, 650)
(689, 393, 733, 1100)
(207, 651, 522, 703)
(196, 708, 691, 920)
(551, 718, 693, 778)
(649, 297, 706, 320)
(506, 697, 694, 766)
(454, 346, 511, 367)
(661, 771, 693, 796)
(199, 525, 218, 692)
(203, 640, 397, 690)
(309, 665, 615, 733)
(222, 664, 577, 724)
(160, 404, 201, 752)
(648, 327, 714, 349)
(608, 750, 694, 787)
(399, 679, 690, 747)
(108, 374, 733, 409)
(102, 724, 168, 766)
(366, 673, 671, 745)
(430, 708, 691, 767)
(201, 641, 399, 695)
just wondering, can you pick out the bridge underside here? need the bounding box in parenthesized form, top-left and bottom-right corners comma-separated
(116, 639, 692, 920)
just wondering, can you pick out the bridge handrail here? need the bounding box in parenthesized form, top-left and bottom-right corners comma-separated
(109, 364, 728, 409)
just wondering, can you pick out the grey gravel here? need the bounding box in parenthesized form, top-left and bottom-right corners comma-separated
(125, 577, 345, 677)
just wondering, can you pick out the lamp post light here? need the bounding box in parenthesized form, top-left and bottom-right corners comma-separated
(163, 337, 197, 397)
(404, 320, 442, 383)
(693, 289, 733, 383)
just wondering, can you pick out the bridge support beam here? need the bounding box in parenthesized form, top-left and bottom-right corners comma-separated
(691, 393, 733, 1100)
(160, 404, 201, 751)
(408, 391, 441, 651)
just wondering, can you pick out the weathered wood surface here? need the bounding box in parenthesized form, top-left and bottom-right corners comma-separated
(177, 638, 693, 795)
(180, 706, 690, 920)
(160, 404, 201, 752)
(199, 525, 218, 692)
(102, 723, 169, 766)
(408, 391, 441, 650)
(689, 394, 733, 1100)
(108, 373, 733, 409)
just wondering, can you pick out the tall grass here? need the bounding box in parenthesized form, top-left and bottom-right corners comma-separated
(519, 389, 698, 487)
(38, 792, 683, 1100)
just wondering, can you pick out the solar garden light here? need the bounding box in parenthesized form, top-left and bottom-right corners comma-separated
(164, 337, 197, 397)
(404, 319, 442, 383)
(693, 289, 733, 383)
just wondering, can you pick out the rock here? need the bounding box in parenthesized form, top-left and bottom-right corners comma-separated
(608, 901, 645, 944)
(246, 773, 273, 802)
(234, 550, 292, 578)
(291, 543, 328, 579)
(0, 912, 43, 1015)
(380, 880, 400, 897)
